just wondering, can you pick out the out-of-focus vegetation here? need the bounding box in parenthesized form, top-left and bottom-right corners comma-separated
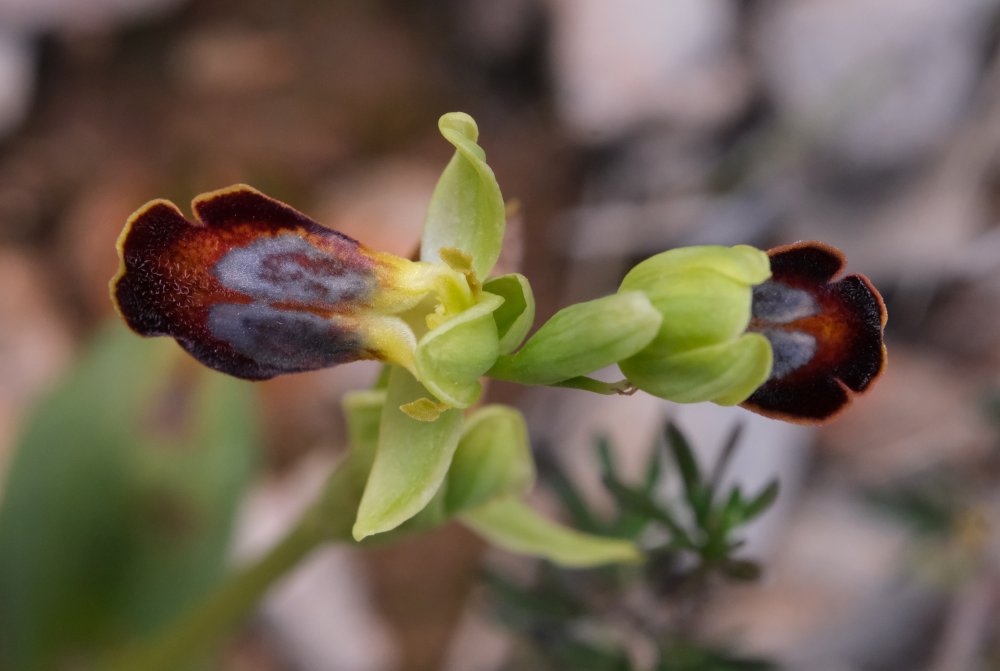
(0, 325, 258, 670)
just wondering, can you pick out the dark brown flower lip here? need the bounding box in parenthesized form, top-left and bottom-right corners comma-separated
(111, 184, 380, 380)
(741, 241, 887, 423)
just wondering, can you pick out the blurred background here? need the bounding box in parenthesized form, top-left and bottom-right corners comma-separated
(1, 0, 1000, 669)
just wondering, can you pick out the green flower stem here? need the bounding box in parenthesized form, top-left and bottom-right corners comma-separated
(552, 376, 637, 396)
(104, 458, 363, 671)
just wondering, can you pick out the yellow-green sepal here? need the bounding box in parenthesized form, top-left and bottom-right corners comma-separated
(415, 292, 504, 408)
(620, 332, 773, 405)
(461, 497, 643, 568)
(422, 112, 505, 281)
(352, 367, 463, 541)
(488, 291, 661, 385)
(482, 273, 535, 355)
(445, 406, 534, 515)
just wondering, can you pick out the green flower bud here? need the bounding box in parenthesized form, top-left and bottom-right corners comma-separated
(488, 291, 661, 386)
(444, 405, 534, 515)
(618, 245, 774, 405)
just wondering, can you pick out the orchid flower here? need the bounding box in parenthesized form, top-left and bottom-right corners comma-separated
(110, 111, 887, 565)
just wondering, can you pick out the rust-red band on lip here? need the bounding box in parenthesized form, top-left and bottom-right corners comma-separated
(741, 241, 887, 423)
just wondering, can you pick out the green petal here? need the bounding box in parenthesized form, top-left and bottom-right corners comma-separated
(621, 332, 773, 405)
(422, 112, 505, 281)
(353, 367, 463, 540)
(482, 273, 535, 355)
(415, 292, 504, 408)
(488, 291, 661, 385)
(445, 406, 535, 515)
(462, 498, 643, 568)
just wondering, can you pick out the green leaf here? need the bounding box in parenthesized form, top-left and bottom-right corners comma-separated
(741, 480, 780, 523)
(666, 423, 701, 492)
(422, 112, 505, 281)
(483, 273, 535, 354)
(445, 405, 535, 514)
(353, 367, 463, 540)
(0, 323, 258, 670)
(602, 478, 695, 551)
(721, 558, 763, 582)
(665, 423, 711, 528)
(536, 451, 604, 534)
(462, 497, 643, 568)
(489, 291, 661, 386)
(415, 291, 503, 408)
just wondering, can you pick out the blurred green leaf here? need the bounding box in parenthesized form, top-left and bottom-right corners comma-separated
(422, 112, 506, 280)
(742, 481, 779, 524)
(642, 434, 665, 494)
(0, 323, 258, 671)
(602, 478, 694, 551)
(666, 422, 711, 528)
(483, 570, 586, 626)
(353, 367, 463, 540)
(535, 451, 604, 534)
(720, 558, 762, 582)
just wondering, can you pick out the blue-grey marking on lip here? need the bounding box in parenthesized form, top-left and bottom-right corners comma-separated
(761, 329, 816, 379)
(208, 303, 363, 372)
(213, 234, 374, 306)
(752, 281, 818, 324)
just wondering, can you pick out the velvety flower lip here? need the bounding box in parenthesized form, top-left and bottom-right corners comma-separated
(741, 241, 887, 423)
(111, 184, 400, 380)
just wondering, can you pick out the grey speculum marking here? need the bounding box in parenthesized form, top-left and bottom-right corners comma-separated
(752, 281, 817, 324)
(761, 329, 816, 379)
(208, 303, 362, 372)
(213, 234, 373, 306)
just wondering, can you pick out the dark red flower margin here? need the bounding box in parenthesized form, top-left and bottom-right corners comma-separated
(741, 241, 887, 423)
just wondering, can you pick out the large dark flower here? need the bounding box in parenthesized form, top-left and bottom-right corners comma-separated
(111, 184, 465, 381)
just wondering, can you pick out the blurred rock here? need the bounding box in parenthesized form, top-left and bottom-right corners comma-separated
(755, 0, 996, 170)
(57, 164, 157, 319)
(451, 0, 543, 64)
(441, 605, 511, 671)
(821, 346, 995, 483)
(702, 484, 935, 668)
(0, 0, 183, 33)
(256, 362, 382, 470)
(0, 33, 32, 138)
(546, 0, 750, 141)
(364, 524, 485, 671)
(233, 452, 396, 671)
(170, 28, 295, 95)
(314, 159, 439, 258)
(0, 248, 74, 480)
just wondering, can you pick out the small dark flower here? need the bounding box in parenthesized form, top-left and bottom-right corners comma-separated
(741, 241, 887, 422)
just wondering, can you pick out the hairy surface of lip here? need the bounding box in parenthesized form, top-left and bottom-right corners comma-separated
(111, 184, 380, 380)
